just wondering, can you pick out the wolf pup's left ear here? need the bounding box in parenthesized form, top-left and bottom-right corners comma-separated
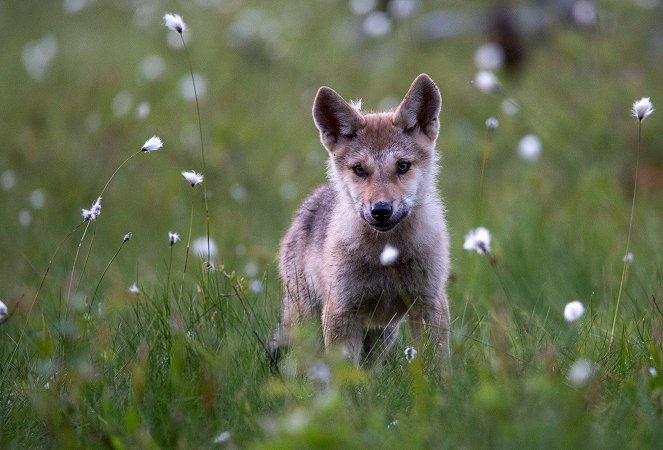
(313, 86, 366, 148)
(394, 74, 442, 141)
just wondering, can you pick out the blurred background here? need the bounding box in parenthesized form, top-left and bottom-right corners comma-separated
(1, 0, 662, 310)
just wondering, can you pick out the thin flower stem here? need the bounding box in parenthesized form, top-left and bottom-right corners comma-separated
(180, 187, 195, 298)
(88, 239, 128, 316)
(610, 121, 642, 350)
(30, 222, 84, 315)
(475, 130, 494, 225)
(166, 245, 173, 306)
(180, 36, 212, 262)
(99, 151, 140, 198)
(73, 221, 97, 304)
(67, 150, 140, 301)
(67, 221, 92, 301)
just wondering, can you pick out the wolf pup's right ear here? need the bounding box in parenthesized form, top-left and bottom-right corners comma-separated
(313, 86, 366, 148)
(394, 74, 442, 141)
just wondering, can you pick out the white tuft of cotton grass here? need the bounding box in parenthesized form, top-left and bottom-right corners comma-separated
(0, 299, 8, 320)
(380, 244, 399, 266)
(163, 13, 186, 34)
(563, 300, 585, 322)
(474, 70, 500, 94)
(81, 197, 102, 222)
(463, 227, 491, 255)
(181, 170, 204, 187)
(169, 231, 181, 247)
(517, 134, 542, 162)
(631, 97, 654, 122)
(141, 135, 163, 152)
(567, 359, 594, 387)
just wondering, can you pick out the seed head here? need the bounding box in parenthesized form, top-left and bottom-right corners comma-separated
(380, 244, 399, 266)
(128, 282, 140, 295)
(623, 252, 634, 265)
(163, 13, 186, 34)
(563, 300, 585, 322)
(567, 359, 594, 387)
(631, 97, 654, 122)
(81, 196, 102, 222)
(123, 232, 133, 242)
(0, 299, 8, 320)
(404, 346, 417, 362)
(168, 231, 181, 246)
(474, 70, 500, 94)
(141, 135, 163, 152)
(485, 117, 499, 130)
(181, 170, 204, 187)
(463, 227, 491, 255)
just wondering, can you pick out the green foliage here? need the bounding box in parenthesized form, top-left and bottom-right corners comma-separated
(1, 0, 663, 448)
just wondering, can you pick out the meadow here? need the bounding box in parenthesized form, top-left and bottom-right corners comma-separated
(1, 0, 663, 448)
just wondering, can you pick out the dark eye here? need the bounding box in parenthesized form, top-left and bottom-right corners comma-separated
(353, 164, 367, 177)
(396, 161, 411, 174)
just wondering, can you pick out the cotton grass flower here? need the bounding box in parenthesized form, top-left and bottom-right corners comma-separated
(563, 300, 585, 322)
(81, 196, 102, 222)
(649, 367, 658, 377)
(404, 346, 417, 362)
(123, 232, 133, 243)
(181, 170, 204, 187)
(163, 13, 186, 34)
(212, 431, 231, 444)
(567, 359, 594, 387)
(631, 97, 654, 122)
(169, 231, 180, 246)
(474, 70, 500, 94)
(463, 227, 491, 255)
(380, 244, 399, 266)
(485, 117, 499, 130)
(0, 299, 8, 320)
(128, 282, 140, 295)
(192, 236, 218, 260)
(141, 135, 163, 152)
(623, 252, 634, 265)
(474, 42, 504, 70)
(518, 134, 542, 162)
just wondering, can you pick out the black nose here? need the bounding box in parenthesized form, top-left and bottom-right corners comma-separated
(370, 202, 393, 222)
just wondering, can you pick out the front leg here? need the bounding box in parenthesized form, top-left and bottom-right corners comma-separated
(409, 293, 451, 360)
(322, 299, 363, 365)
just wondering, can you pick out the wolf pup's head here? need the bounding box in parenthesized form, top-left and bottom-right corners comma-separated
(312, 74, 442, 233)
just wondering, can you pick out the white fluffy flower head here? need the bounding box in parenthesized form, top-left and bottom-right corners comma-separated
(380, 244, 399, 266)
(0, 299, 8, 319)
(631, 97, 654, 122)
(623, 252, 634, 265)
(168, 231, 180, 246)
(123, 232, 133, 242)
(568, 359, 594, 387)
(141, 136, 163, 152)
(563, 300, 585, 322)
(518, 134, 542, 162)
(404, 346, 417, 362)
(485, 117, 499, 130)
(474, 70, 500, 94)
(463, 227, 491, 255)
(181, 170, 204, 187)
(128, 282, 140, 295)
(81, 196, 102, 222)
(164, 13, 186, 34)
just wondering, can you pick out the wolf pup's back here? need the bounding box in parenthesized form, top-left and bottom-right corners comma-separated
(271, 74, 450, 369)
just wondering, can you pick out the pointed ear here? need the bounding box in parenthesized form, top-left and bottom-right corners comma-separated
(313, 86, 366, 147)
(394, 74, 442, 140)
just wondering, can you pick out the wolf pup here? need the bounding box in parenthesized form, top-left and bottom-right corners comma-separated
(271, 74, 450, 367)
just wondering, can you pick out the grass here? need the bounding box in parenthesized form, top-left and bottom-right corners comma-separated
(2, 0, 663, 448)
